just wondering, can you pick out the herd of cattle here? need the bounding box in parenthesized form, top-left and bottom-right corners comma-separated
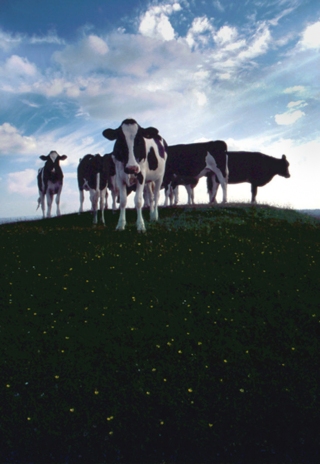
(37, 118, 291, 231)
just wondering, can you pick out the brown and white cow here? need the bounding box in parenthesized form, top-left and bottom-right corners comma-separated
(102, 118, 168, 231)
(37, 151, 67, 218)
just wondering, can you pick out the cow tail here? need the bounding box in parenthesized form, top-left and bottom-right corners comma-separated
(36, 197, 41, 210)
(225, 153, 229, 183)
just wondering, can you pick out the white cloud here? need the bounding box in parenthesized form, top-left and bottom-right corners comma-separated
(193, 90, 207, 107)
(138, 3, 181, 41)
(33, 77, 79, 98)
(8, 169, 38, 197)
(214, 25, 238, 45)
(209, 22, 272, 78)
(86, 35, 109, 55)
(4, 55, 37, 77)
(300, 21, 320, 49)
(237, 24, 271, 61)
(284, 86, 305, 94)
(275, 98, 307, 126)
(0, 123, 38, 155)
(275, 110, 305, 125)
(53, 35, 109, 73)
(186, 16, 214, 48)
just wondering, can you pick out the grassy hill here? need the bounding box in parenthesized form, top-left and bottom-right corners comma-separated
(1, 204, 320, 463)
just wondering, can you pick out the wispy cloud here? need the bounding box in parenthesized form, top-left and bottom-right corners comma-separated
(0, 30, 23, 51)
(0, 1, 317, 161)
(29, 31, 66, 45)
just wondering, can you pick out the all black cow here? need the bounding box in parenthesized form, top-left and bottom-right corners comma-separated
(163, 141, 228, 206)
(77, 153, 118, 224)
(208, 151, 290, 203)
(37, 151, 67, 218)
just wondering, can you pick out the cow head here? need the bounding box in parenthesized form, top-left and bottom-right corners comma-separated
(40, 151, 67, 180)
(102, 119, 159, 175)
(40, 151, 67, 165)
(280, 155, 290, 178)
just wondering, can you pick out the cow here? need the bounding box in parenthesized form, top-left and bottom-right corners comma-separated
(77, 153, 118, 224)
(102, 118, 168, 232)
(170, 175, 199, 205)
(163, 141, 228, 206)
(208, 152, 290, 203)
(37, 151, 67, 218)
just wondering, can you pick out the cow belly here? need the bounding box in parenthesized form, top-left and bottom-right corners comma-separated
(228, 177, 250, 184)
(48, 181, 61, 195)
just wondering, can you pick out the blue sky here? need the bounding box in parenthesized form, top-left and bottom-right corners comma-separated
(1, 0, 320, 218)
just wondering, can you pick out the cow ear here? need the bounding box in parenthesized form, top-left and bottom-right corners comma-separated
(103, 128, 119, 140)
(59, 155, 68, 161)
(40, 155, 48, 160)
(282, 155, 286, 160)
(140, 127, 159, 138)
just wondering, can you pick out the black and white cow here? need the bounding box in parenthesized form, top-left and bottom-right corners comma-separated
(208, 151, 290, 203)
(37, 151, 67, 218)
(77, 153, 118, 224)
(102, 118, 167, 231)
(170, 175, 199, 205)
(163, 141, 228, 206)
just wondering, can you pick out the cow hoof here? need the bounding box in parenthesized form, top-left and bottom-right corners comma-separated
(137, 223, 146, 232)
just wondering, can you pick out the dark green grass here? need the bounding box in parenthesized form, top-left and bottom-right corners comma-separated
(1, 205, 320, 463)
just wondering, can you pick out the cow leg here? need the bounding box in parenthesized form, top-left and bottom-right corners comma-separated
(56, 186, 62, 216)
(104, 190, 108, 210)
(205, 153, 227, 203)
(208, 175, 219, 204)
(79, 190, 85, 214)
(173, 186, 179, 205)
(185, 185, 193, 205)
(191, 186, 195, 205)
(39, 192, 46, 218)
(46, 191, 54, 218)
(251, 185, 258, 203)
(111, 181, 118, 212)
(89, 189, 99, 224)
(164, 185, 170, 207)
(143, 184, 151, 208)
(135, 183, 146, 232)
(112, 191, 117, 211)
(150, 178, 162, 223)
(116, 183, 127, 231)
(109, 176, 118, 212)
(100, 187, 107, 225)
